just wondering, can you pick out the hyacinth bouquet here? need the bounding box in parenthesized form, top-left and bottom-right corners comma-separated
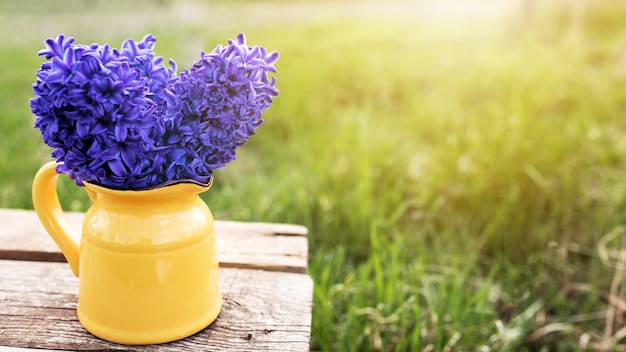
(31, 33, 279, 190)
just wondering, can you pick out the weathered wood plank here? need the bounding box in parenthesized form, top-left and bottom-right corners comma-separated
(0, 208, 308, 273)
(0, 260, 313, 351)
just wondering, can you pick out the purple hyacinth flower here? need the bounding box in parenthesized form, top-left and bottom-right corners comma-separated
(163, 33, 279, 183)
(32, 33, 278, 189)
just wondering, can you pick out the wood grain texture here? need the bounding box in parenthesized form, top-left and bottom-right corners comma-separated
(0, 208, 308, 273)
(0, 260, 313, 351)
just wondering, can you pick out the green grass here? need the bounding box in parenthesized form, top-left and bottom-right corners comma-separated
(4, 0, 626, 350)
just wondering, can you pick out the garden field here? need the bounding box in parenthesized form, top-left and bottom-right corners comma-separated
(3, 0, 626, 350)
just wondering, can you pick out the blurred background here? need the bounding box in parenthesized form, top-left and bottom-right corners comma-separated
(2, 0, 626, 350)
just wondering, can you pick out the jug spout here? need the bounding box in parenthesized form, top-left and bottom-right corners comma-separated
(32, 161, 81, 277)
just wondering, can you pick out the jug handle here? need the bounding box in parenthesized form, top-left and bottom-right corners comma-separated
(32, 161, 80, 277)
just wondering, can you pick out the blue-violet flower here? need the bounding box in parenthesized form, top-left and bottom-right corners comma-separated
(31, 33, 279, 190)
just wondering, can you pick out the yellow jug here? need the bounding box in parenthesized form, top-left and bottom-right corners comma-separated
(32, 161, 222, 345)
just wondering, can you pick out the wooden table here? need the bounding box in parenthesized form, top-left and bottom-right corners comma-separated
(0, 208, 312, 351)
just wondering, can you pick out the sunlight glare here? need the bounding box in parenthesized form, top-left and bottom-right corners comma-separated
(417, 0, 521, 22)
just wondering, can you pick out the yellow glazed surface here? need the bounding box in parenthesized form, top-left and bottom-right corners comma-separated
(32, 161, 222, 345)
